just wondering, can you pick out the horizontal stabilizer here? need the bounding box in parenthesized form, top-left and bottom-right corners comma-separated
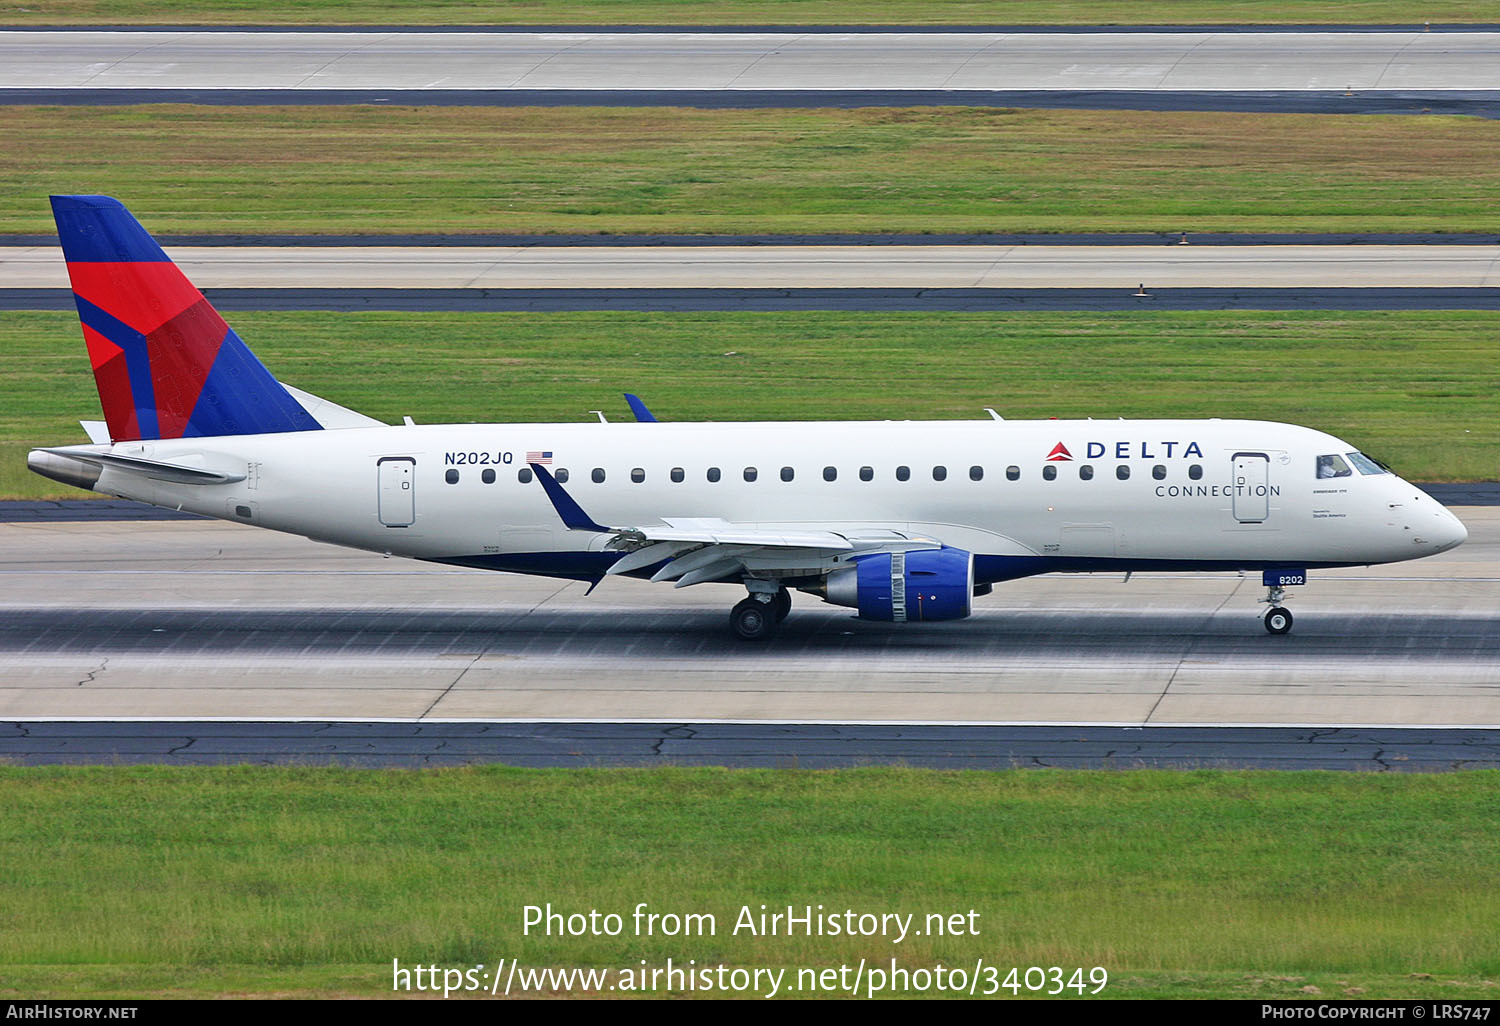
(35, 447, 245, 485)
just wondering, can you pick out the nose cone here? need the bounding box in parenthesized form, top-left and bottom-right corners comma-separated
(1433, 506, 1469, 552)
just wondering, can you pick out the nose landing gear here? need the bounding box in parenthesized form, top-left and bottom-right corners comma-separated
(1262, 584, 1293, 635)
(1258, 571, 1305, 636)
(1264, 603, 1294, 635)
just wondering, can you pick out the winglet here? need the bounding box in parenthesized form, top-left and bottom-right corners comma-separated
(624, 393, 659, 423)
(530, 463, 609, 533)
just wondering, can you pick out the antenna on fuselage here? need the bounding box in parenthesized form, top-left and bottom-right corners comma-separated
(984, 408, 1003, 421)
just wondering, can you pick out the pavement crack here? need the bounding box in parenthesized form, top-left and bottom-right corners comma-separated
(654, 724, 696, 757)
(165, 737, 196, 756)
(75, 657, 108, 687)
(1371, 748, 1392, 772)
(1143, 577, 1244, 725)
(420, 652, 484, 720)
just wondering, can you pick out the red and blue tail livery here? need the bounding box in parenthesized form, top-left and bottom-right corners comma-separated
(50, 195, 321, 442)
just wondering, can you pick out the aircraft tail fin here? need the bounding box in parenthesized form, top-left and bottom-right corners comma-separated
(49, 195, 323, 442)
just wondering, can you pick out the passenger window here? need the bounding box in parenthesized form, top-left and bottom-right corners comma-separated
(744, 467, 758, 482)
(1079, 465, 1094, 481)
(969, 466, 983, 481)
(932, 465, 947, 481)
(631, 468, 645, 483)
(670, 467, 684, 483)
(517, 467, 533, 484)
(707, 467, 721, 483)
(781, 467, 794, 482)
(1042, 465, 1057, 481)
(1006, 466, 1020, 481)
(445, 469, 459, 484)
(1116, 465, 1130, 480)
(555, 468, 569, 483)
(896, 466, 910, 481)
(859, 466, 873, 482)
(1152, 465, 1166, 480)
(1188, 464, 1202, 480)
(592, 468, 606, 483)
(823, 466, 837, 482)
(1316, 454, 1352, 479)
(482, 468, 496, 484)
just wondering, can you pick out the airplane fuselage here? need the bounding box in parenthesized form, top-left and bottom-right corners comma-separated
(38, 417, 1468, 589)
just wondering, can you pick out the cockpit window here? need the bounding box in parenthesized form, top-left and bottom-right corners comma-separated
(1345, 451, 1387, 476)
(1316, 454, 1352, 479)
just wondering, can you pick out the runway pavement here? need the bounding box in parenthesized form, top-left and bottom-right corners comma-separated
(9, 243, 1500, 310)
(2, 510, 1499, 728)
(4, 30, 1496, 94)
(9, 243, 1500, 289)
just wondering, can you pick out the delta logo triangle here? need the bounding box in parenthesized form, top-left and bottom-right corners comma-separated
(1045, 442, 1073, 462)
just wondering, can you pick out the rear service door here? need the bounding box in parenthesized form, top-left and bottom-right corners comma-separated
(1232, 452, 1269, 523)
(378, 457, 416, 527)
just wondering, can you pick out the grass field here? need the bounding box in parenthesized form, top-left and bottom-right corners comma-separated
(3, 1, 1494, 26)
(6, 106, 1500, 236)
(0, 766, 1497, 998)
(2, 1, 1493, 26)
(5, 308, 1498, 498)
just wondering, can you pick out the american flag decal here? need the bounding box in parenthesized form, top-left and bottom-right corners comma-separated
(526, 451, 553, 465)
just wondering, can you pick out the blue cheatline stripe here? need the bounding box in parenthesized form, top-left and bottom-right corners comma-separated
(73, 294, 159, 440)
(184, 325, 322, 437)
(50, 195, 171, 264)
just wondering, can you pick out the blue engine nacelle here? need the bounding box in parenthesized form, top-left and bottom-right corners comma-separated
(823, 546, 974, 622)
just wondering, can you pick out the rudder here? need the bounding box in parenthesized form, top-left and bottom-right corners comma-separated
(50, 195, 322, 442)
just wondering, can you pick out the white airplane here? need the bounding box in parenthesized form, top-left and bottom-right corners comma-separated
(29, 196, 1468, 640)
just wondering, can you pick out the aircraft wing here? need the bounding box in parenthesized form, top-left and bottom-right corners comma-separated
(529, 463, 935, 587)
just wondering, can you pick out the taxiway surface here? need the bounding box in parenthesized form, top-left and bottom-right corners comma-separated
(5, 29, 1497, 93)
(4, 721, 1497, 770)
(2, 512, 1498, 727)
(8, 244, 1500, 289)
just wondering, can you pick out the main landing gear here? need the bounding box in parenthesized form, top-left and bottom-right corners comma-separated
(730, 584, 792, 641)
(1262, 585, 1293, 635)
